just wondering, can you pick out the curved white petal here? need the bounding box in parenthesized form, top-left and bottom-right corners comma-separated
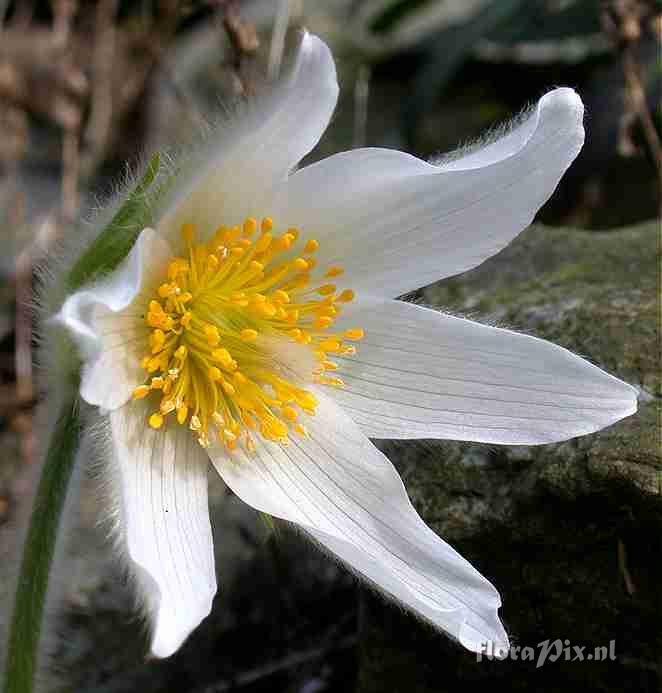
(269, 88, 584, 297)
(160, 32, 338, 244)
(210, 392, 508, 654)
(54, 228, 172, 410)
(110, 401, 216, 658)
(331, 299, 637, 444)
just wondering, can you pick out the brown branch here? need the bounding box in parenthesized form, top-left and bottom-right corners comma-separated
(617, 538, 637, 595)
(602, 0, 662, 203)
(80, 0, 118, 179)
(194, 634, 357, 693)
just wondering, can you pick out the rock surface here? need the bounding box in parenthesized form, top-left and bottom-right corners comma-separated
(356, 221, 661, 692)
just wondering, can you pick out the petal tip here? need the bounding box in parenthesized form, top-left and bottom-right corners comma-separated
(540, 87, 585, 144)
(458, 609, 510, 657)
(297, 31, 339, 100)
(149, 587, 216, 659)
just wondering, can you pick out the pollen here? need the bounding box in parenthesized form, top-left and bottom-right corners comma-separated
(134, 218, 364, 453)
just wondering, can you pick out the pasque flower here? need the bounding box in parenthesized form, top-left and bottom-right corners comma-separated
(54, 34, 637, 659)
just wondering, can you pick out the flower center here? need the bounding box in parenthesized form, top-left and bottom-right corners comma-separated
(132, 218, 363, 451)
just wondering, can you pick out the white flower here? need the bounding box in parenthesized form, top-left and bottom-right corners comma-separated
(54, 33, 637, 659)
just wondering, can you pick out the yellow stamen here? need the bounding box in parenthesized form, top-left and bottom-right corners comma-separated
(149, 413, 164, 429)
(131, 216, 364, 450)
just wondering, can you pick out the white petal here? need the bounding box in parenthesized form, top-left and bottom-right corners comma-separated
(210, 392, 508, 654)
(54, 228, 172, 410)
(331, 299, 637, 444)
(269, 88, 584, 297)
(159, 32, 338, 243)
(110, 402, 216, 658)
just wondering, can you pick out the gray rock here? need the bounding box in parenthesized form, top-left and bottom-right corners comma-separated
(357, 221, 661, 692)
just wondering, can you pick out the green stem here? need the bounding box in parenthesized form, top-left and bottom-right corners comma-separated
(3, 396, 82, 693)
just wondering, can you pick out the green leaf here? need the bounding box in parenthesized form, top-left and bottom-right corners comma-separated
(3, 392, 82, 693)
(66, 152, 166, 292)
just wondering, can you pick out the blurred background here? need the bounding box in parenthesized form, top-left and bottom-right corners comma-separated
(0, 1, 660, 691)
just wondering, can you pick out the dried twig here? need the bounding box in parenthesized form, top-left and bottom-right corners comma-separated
(602, 0, 662, 195)
(268, 0, 289, 79)
(80, 0, 118, 179)
(195, 634, 357, 693)
(353, 64, 371, 149)
(617, 538, 637, 595)
(214, 0, 259, 95)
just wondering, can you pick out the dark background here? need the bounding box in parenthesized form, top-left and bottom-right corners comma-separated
(0, 1, 660, 692)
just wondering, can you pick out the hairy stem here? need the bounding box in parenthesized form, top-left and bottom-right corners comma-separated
(3, 395, 82, 693)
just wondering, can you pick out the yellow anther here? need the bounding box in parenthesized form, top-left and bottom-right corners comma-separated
(261, 217, 274, 233)
(304, 239, 319, 254)
(240, 329, 258, 341)
(209, 367, 222, 382)
(181, 223, 196, 244)
(158, 283, 172, 298)
(274, 234, 294, 251)
(133, 385, 150, 400)
(206, 254, 219, 271)
(282, 405, 299, 422)
(337, 289, 355, 303)
(257, 302, 277, 318)
(255, 233, 272, 253)
(316, 284, 337, 296)
(150, 328, 165, 348)
(231, 247, 245, 258)
(180, 291, 193, 304)
(293, 258, 309, 271)
(320, 339, 341, 352)
(317, 305, 338, 318)
(272, 289, 290, 304)
(325, 266, 344, 278)
(288, 273, 310, 289)
(180, 312, 192, 329)
(222, 381, 236, 396)
(287, 227, 300, 241)
(149, 413, 164, 429)
(175, 345, 188, 360)
(212, 348, 233, 367)
(328, 376, 345, 387)
(177, 404, 189, 425)
(322, 360, 338, 371)
(233, 372, 248, 386)
(189, 415, 202, 431)
(149, 300, 164, 314)
(204, 325, 220, 346)
(151, 377, 165, 389)
(160, 399, 176, 414)
(243, 217, 258, 236)
(293, 423, 307, 437)
(344, 328, 365, 340)
(314, 316, 333, 330)
(306, 257, 317, 271)
(296, 392, 318, 410)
